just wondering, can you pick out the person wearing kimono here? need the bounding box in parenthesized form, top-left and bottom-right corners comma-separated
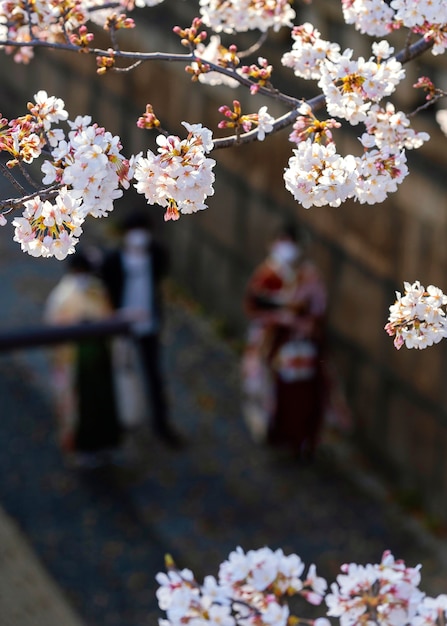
(44, 251, 124, 467)
(242, 224, 327, 462)
(100, 211, 184, 449)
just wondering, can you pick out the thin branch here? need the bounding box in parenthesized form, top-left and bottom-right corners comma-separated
(0, 32, 434, 106)
(0, 163, 27, 196)
(0, 31, 437, 156)
(111, 60, 143, 72)
(408, 92, 447, 117)
(213, 93, 325, 150)
(109, 25, 120, 52)
(213, 36, 436, 149)
(0, 184, 61, 212)
(237, 32, 268, 59)
(17, 161, 41, 189)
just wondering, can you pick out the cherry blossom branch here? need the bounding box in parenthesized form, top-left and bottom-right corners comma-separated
(0, 31, 435, 158)
(0, 184, 61, 212)
(0, 0, 445, 294)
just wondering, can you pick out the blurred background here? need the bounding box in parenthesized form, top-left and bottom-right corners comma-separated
(1, 1, 447, 625)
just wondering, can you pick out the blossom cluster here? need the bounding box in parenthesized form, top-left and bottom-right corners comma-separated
(385, 281, 447, 350)
(40, 113, 129, 219)
(326, 550, 423, 626)
(157, 547, 447, 626)
(198, 0, 296, 34)
(342, 0, 447, 55)
(0, 0, 296, 63)
(6, 90, 133, 258)
(157, 546, 327, 626)
(281, 22, 342, 81)
(0, 1, 442, 221)
(283, 102, 427, 209)
(12, 188, 84, 260)
(6, 91, 216, 258)
(318, 45, 404, 125)
(0, 92, 66, 167)
(282, 34, 429, 208)
(284, 138, 357, 208)
(134, 122, 216, 222)
(0, 0, 444, 271)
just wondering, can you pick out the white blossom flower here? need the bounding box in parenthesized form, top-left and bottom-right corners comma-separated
(29, 90, 68, 129)
(414, 594, 447, 626)
(326, 552, 424, 626)
(436, 109, 447, 136)
(12, 188, 84, 259)
(256, 106, 274, 141)
(284, 139, 357, 208)
(281, 22, 340, 81)
(342, 0, 447, 54)
(386, 281, 447, 349)
(318, 47, 405, 125)
(341, 0, 394, 37)
(134, 123, 215, 221)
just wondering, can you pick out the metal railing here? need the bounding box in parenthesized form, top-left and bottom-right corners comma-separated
(0, 317, 131, 352)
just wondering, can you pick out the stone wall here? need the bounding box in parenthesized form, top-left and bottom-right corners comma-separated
(2, 2, 447, 521)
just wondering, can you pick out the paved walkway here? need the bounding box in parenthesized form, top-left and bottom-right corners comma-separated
(0, 230, 447, 625)
(0, 508, 84, 626)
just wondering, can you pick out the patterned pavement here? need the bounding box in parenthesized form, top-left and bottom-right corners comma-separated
(0, 232, 446, 626)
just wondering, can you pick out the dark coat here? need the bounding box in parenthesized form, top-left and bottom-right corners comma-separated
(100, 241, 168, 325)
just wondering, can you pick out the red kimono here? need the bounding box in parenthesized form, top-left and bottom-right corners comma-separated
(242, 255, 327, 459)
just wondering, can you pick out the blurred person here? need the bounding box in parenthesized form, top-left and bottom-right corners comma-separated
(242, 222, 327, 462)
(44, 250, 124, 468)
(100, 211, 184, 449)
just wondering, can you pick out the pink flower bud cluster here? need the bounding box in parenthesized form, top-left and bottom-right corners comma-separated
(218, 100, 274, 140)
(385, 281, 447, 349)
(193, 36, 241, 87)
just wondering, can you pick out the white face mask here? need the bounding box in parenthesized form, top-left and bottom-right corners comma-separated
(270, 241, 301, 267)
(123, 229, 151, 251)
